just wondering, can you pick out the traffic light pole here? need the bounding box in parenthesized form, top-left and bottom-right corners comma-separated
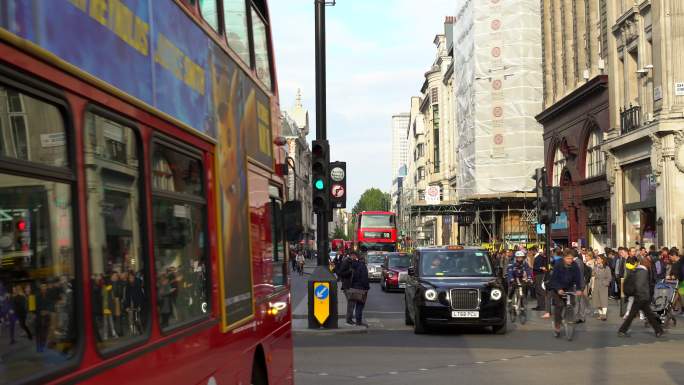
(308, 0, 338, 330)
(315, 0, 328, 267)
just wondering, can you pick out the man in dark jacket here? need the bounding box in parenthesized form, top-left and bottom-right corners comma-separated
(548, 250, 584, 337)
(350, 254, 371, 327)
(337, 252, 356, 325)
(618, 259, 664, 337)
(532, 251, 548, 310)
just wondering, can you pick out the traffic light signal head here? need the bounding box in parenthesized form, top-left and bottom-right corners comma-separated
(329, 161, 347, 209)
(311, 140, 330, 213)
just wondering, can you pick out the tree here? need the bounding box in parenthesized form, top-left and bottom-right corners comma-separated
(332, 225, 348, 240)
(352, 188, 391, 215)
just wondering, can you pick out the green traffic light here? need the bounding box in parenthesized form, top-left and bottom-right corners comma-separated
(314, 179, 324, 190)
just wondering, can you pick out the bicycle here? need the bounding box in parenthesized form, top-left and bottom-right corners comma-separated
(554, 292, 577, 341)
(509, 279, 529, 324)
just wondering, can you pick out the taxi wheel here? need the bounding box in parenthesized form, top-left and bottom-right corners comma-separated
(413, 308, 428, 334)
(492, 319, 507, 335)
(381, 279, 387, 292)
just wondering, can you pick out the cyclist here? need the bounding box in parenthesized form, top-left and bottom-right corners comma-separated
(548, 249, 585, 337)
(507, 250, 532, 301)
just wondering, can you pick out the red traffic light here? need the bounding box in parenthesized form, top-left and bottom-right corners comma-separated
(16, 219, 26, 231)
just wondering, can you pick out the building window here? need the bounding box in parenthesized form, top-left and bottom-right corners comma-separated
(431, 87, 438, 103)
(251, 7, 272, 89)
(199, 0, 220, 32)
(84, 112, 148, 350)
(623, 162, 655, 205)
(0, 84, 77, 382)
(223, 0, 250, 64)
(585, 129, 605, 178)
(552, 146, 566, 186)
(418, 167, 425, 181)
(152, 145, 209, 330)
(418, 190, 425, 201)
(433, 105, 440, 173)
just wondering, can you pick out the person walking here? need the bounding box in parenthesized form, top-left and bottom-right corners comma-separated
(618, 257, 664, 338)
(592, 256, 611, 321)
(349, 254, 370, 327)
(532, 250, 548, 310)
(337, 252, 355, 326)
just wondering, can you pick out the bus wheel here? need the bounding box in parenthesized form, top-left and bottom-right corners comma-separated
(251, 354, 268, 385)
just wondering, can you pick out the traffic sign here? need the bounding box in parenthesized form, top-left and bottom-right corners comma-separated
(331, 184, 345, 198)
(313, 282, 330, 324)
(330, 166, 345, 182)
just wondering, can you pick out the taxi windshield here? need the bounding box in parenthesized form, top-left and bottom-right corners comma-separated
(420, 251, 492, 277)
(388, 254, 410, 268)
(367, 254, 384, 264)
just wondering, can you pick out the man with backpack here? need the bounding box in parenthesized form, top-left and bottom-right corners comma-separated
(618, 257, 664, 338)
(336, 252, 357, 326)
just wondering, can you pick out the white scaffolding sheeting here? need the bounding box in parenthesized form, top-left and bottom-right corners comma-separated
(454, 0, 544, 198)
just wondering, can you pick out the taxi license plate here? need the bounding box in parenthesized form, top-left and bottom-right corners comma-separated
(399, 283, 406, 288)
(452, 311, 479, 318)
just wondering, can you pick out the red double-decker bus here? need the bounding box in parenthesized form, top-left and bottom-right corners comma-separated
(0, 1, 294, 384)
(354, 211, 397, 252)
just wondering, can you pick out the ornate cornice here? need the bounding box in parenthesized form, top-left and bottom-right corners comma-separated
(674, 131, 684, 174)
(650, 133, 663, 185)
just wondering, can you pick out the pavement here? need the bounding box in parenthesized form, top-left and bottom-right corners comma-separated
(290, 260, 684, 384)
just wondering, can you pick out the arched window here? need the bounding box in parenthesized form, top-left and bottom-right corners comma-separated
(585, 129, 605, 178)
(552, 146, 566, 186)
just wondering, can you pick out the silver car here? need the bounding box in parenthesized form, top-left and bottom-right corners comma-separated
(366, 252, 385, 281)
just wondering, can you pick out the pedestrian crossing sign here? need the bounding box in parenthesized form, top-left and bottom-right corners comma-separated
(313, 282, 330, 325)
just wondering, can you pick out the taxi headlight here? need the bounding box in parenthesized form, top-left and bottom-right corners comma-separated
(490, 289, 502, 301)
(424, 289, 438, 301)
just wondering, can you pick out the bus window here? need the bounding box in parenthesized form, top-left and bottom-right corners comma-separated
(0, 85, 77, 384)
(251, 7, 272, 89)
(151, 144, 208, 330)
(223, 0, 250, 64)
(84, 112, 148, 352)
(199, 0, 221, 32)
(270, 199, 286, 287)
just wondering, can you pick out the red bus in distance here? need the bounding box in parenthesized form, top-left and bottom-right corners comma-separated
(354, 211, 398, 252)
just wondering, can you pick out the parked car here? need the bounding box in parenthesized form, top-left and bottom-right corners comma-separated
(381, 252, 411, 292)
(366, 251, 385, 281)
(404, 246, 507, 334)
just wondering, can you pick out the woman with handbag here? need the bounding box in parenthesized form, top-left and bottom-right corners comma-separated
(349, 254, 371, 327)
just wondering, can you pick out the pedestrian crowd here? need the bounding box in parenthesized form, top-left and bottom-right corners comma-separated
(494, 244, 683, 338)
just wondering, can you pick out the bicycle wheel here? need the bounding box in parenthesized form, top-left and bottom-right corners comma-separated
(509, 302, 517, 323)
(518, 296, 527, 324)
(564, 307, 575, 341)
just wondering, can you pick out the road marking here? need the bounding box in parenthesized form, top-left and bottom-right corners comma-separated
(475, 361, 485, 364)
(500, 358, 509, 361)
(419, 368, 429, 371)
(448, 364, 457, 367)
(388, 371, 398, 375)
(357, 376, 367, 379)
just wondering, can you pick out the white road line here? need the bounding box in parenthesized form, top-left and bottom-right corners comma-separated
(500, 358, 509, 361)
(389, 372, 398, 375)
(357, 376, 367, 379)
(448, 364, 457, 367)
(475, 361, 485, 364)
(319, 373, 328, 376)
(419, 368, 429, 371)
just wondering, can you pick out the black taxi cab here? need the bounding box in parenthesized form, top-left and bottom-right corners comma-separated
(404, 246, 507, 334)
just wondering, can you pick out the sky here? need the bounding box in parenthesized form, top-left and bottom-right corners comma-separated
(269, 0, 456, 208)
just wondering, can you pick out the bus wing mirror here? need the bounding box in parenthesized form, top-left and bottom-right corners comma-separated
(282, 201, 303, 242)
